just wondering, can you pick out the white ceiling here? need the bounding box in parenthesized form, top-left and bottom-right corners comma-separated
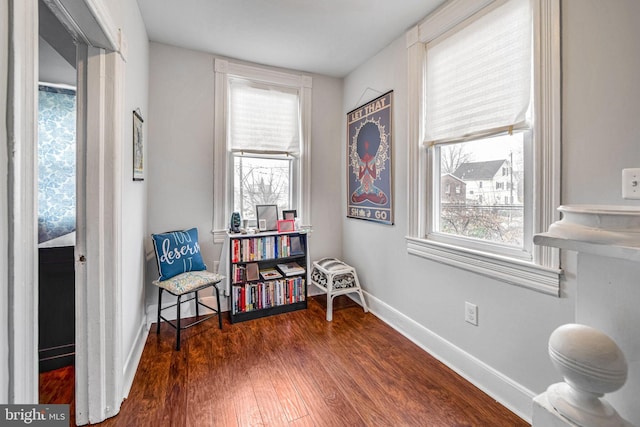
(136, 0, 445, 78)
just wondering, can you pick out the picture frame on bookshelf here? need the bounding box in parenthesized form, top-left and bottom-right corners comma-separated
(246, 262, 259, 281)
(256, 204, 278, 231)
(290, 235, 304, 255)
(282, 209, 297, 220)
(277, 219, 295, 233)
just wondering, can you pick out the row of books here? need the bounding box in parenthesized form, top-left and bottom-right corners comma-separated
(231, 262, 306, 284)
(232, 277, 306, 314)
(230, 234, 304, 263)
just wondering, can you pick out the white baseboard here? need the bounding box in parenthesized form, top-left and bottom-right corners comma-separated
(362, 291, 535, 424)
(122, 318, 149, 398)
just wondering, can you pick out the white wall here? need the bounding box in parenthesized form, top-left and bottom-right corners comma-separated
(343, 1, 640, 422)
(146, 42, 344, 309)
(562, 0, 640, 205)
(562, 1, 640, 422)
(119, 0, 150, 394)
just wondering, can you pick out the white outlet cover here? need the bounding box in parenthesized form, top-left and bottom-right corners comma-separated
(465, 302, 478, 326)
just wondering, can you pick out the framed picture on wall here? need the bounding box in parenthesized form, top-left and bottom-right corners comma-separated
(132, 109, 144, 181)
(346, 91, 393, 225)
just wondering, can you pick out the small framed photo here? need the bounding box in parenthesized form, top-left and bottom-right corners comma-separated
(290, 235, 304, 255)
(246, 263, 259, 281)
(282, 209, 297, 220)
(132, 109, 144, 181)
(277, 219, 295, 233)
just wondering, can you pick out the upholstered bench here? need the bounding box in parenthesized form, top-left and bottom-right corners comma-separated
(310, 257, 368, 321)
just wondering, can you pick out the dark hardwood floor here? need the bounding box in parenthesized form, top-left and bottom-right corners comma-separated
(40, 295, 528, 426)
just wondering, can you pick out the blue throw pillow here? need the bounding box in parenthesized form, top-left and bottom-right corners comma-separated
(152, 227, 207, 281)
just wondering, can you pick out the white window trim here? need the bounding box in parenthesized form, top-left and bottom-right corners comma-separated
(406, 0, 562, 296)
(213, 59, 312, 243)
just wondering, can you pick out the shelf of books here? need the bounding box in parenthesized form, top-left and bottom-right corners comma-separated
(228, 231, 308, 323)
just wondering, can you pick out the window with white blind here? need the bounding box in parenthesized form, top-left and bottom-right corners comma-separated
(213, 60, 312, 241)
(405, 0, 562, 295)
(229, 79, 299, 220)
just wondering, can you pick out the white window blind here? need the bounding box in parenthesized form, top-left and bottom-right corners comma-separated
(425, 0, 532, 145)
(229, 79, 300, 155)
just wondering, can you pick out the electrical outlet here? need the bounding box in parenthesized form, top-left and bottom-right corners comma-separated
(622, 168, 640, 199)
(465, 302, 478, 326)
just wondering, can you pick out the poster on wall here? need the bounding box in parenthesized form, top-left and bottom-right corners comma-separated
(346, 90, 393, 225)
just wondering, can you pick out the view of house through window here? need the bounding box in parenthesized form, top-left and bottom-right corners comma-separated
(437, 132, 525, 248)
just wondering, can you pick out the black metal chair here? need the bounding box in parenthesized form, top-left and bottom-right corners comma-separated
(153, 270, 224, 350)
(151, 228, 224, 350)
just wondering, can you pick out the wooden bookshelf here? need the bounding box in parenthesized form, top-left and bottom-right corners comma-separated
(228, 230, 308, 323)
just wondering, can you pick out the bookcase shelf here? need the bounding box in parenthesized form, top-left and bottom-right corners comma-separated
(228, 230, 308, 323)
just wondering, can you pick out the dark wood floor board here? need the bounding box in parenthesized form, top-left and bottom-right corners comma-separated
(39, 296, 529, 427)
(248, 316, 310, 424)
(305, 305, 445, 426)
(186, 330, 218, 427)
(312, 336, 429, 425)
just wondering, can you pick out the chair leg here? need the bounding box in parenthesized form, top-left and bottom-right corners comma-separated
(157, 288, 163, 334)
(326, 274, 334, 321)
(215, 285, 222, 329)
(176, 295, 181, 351)
(195, 290, 200, 318)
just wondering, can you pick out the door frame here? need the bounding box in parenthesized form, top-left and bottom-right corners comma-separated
(6, 0, 123, 424)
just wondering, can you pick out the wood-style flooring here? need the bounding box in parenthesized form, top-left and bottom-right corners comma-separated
(40, 295, 529, 426)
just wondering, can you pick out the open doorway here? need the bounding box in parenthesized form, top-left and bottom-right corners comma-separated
(37, 0, 77, 415)
(8, 0, 123, 423)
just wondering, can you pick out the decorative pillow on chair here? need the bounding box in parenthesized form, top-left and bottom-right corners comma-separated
(152, 227, 207, 281)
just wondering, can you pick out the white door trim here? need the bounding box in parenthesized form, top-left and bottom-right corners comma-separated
(75, 44, 124, 424)
(6, 0, 39, 404)
(6, 0, 123, 424)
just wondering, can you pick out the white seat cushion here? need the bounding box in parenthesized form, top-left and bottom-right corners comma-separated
(153, 271, 224, 295)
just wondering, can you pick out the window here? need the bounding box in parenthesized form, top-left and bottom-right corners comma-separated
(406, 0, 562, 295)
(428, 0, 531, 256)
(213, 60, 312, 242)
(229, 79, 298, 220)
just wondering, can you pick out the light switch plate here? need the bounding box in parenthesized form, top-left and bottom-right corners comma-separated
(622, 168, 640, 199)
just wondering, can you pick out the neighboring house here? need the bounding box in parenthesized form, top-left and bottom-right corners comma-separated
(452, 159, 520, 205)
(441, 173, 466, 204)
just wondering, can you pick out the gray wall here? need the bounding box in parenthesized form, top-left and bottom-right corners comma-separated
(119, 0, 150, 387)
(342, 0, 640, 422)
(146, 42, 344, 309)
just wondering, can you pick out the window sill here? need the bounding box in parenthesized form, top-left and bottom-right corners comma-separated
(405, 236, 561, 296)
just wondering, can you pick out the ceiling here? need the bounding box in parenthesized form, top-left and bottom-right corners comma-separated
(136, 0, 445, 78)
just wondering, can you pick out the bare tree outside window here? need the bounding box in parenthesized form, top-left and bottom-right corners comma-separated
(234, 156, 291, 220)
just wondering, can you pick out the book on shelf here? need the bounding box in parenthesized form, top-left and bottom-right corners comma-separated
(277, 262, 305, 276)
(260, 268, 283, 280)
